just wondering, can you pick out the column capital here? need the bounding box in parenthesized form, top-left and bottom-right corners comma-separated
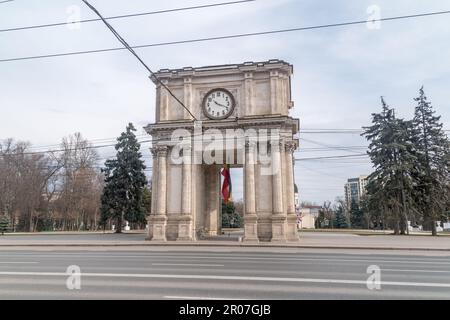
(156, 145, 169, 157)
(269, 139, 284, 150)
(245, 139, 257, 150)
(285, 141, 297, 154)
(150, 147, 158, 158)
(177, 144, 192, 160)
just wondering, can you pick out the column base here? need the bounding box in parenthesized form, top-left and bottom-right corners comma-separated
(286, 214, 300, 242)
(176, 215, 193, 241)
(243, 214, 259, 242)
(242, 238, 259, 243)
(271, 214, 287, 242)
(176, 237, 193, 241)
(148, 215, 167, 241)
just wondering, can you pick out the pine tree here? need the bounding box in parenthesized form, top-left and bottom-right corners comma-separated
(349, 200, 364, 229)
(411, 87, 450, 236)
(221, 200, 242, 228)
(334, 206, 348, 229)
(315, 209, 326, 229)
(100, 123, 147, 233)
(142, 186, 152, 216)
(362, 97, 416, 234)
(0, 215, 10, 235)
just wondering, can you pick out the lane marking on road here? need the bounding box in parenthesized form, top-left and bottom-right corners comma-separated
(0, 262, 38, 264)
(1, 271, 450, 288)
(164, 295, 246, 300)
(139, 256, 450, 265)
(1, 254, 450, 265)
(151, 263, 224, 267)
(383, 268, 450, 273)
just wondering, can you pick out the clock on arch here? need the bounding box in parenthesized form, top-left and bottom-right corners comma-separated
(202, 88, 235, 120)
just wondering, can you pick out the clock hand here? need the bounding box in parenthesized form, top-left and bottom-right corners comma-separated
(214, 100, 227, 108)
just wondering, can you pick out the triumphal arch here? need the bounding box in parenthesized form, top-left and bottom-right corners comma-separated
(145, 59, 299, 242)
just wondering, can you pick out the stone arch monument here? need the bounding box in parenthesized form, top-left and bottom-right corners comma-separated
(145, 59, 299, 242)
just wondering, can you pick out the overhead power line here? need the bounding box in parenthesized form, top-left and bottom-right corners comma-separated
(1, 138, 370, 160)
(295, 154, 368, 161)
(300, 137, 366, 154)
(0, 0, 256, 33)
(2, 127, 446, 157)
(2, 9, 450, 63)
(301, 129, 450, 134)
(13, 128, 447, 152)
(81, 0, 198, 121)
(0, 140, 152, 157)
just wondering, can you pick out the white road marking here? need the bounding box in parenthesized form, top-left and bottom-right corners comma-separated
(2, 254, 450, 265)
(0, 262, 38, 264)
(0, 271, 449, 288)
(151, 263, 224, 267)
(139, 256, 450, 265)
(383, 268, 450, 273)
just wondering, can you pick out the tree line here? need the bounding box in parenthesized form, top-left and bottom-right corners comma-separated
(0, 133, 103, 232)
(0, 123, 150, 233)
(362, 87, 449, 235)
(315, 88, 450, 235)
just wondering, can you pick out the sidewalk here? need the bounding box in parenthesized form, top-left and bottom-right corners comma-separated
(1, 231, 450, 251)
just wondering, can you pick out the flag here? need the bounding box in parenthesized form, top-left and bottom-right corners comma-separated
(221, 165, 232, 203)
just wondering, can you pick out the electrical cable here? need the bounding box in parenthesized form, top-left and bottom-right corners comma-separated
(2, 9, 450, 63)
(0, 0, 256, 33)
(81, 0, 197, 120)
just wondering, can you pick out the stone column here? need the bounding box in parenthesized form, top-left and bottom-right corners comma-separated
(243, 140, 258, 242)
(271, 140, 287, 242)
(151, 146, 168, 241)
(183, 77, 193, 120)
(146, 147, 159, 240)
(206, 166, 220, 236)
(160, 80, 169, 121)
(270, 71, 279, 115)
(244, 72, 254, 117)
(285, 141, 299, 241)
(178, 145, 193, 240)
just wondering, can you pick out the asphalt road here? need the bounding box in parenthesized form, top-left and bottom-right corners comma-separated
(2, 231, 450, 249)
(0, 248, 449, 299)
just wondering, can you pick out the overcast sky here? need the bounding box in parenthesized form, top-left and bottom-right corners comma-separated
(1, 0, 449, 205)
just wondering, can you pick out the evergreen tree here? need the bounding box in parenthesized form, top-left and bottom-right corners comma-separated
(362, 97, 416, 234)
(349, 200, 364, 229)
(221, 201, 242, 228)
(0, 215, 10, 235)
(360, 194, 384, 230)
(100, 123, 147, 233)
(364, 177, 386, 230)
(142, 186, 152, 216)
(334, 206, 348, 229)
(411, 87, 450, 235)
(315, 209, 326, 229)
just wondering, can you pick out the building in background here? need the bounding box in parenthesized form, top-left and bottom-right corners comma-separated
(344, 175, 368, 207)
(299, 205, 321, 229)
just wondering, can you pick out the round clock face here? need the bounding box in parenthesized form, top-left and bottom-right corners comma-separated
(202, 88, 235, 120)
